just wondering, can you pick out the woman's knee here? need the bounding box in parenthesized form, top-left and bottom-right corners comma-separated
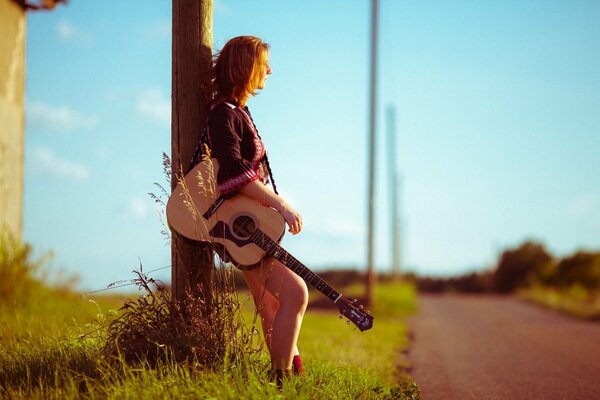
(257, 293, 280, 320)
(281, 278, 309, 314)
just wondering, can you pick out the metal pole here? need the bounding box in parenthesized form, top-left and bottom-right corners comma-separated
(366, 0, 379, 307)
(386, 106, 401, 278)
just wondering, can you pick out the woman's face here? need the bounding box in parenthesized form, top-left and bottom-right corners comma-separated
(255, 53, 272, 90)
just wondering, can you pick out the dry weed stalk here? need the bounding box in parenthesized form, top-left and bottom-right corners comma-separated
(175, 146, 215, 240)
(148, 153, 174, 245)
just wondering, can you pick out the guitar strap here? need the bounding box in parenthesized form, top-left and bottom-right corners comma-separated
(202, 194, 226, 220)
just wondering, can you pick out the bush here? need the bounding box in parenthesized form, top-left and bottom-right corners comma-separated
(409, 271, 494, 293)
(0, 230, 51, 305)
(554, 251, 600, 289)
(494, 241, 552, 293)
(101, 266, 261, 369)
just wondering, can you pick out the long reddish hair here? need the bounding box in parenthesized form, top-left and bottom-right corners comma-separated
(213, 36, 270, 105)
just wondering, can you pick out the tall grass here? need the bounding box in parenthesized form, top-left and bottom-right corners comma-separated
(0, 230, 48, 306)
(1, 283, 419, 398)
(0, 231, 419, 398)
(0, 229, 126, 343)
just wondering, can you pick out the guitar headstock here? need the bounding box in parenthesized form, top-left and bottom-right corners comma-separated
(336, 297, 374, 332)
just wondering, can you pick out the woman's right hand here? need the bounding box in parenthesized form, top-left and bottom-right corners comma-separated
(280, 204, 303, 235)
(238, 180, 303, 234)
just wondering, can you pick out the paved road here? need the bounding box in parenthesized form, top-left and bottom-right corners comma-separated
(408, 294, 600, 400)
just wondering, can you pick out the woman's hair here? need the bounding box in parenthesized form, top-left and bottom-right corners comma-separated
(213, 36, 270, 104)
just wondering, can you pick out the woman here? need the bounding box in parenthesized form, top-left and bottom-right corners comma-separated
(194, 36, 308, 384)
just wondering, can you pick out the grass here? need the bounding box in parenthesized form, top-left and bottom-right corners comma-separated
(0, 279, 419, 399)
(0, 290, 125, 343)
(518, 284, 600, 320)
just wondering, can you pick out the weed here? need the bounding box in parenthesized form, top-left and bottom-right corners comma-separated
(0, 230, 51, 305)
(100, 264, 263, 370)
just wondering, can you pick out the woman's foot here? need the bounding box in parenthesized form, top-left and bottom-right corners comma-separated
(292, 355, 305, 375)
(268, 369, 292, 390)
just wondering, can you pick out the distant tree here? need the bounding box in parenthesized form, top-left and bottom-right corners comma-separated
(494, 241, 553, 293)
(414, 276, 447, 293)
(554, 251, 600, 289)
(451, 271, 494, 293)
(406, 270, 495, 293)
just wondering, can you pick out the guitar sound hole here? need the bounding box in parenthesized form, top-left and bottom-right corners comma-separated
(232, 215, 256, 238)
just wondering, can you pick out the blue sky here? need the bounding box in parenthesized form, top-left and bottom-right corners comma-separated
(24, 1, 600, 290)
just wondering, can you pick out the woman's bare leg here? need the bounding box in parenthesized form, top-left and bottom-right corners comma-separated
(243, 257, 308, 370)
(244, 270, 279, 352)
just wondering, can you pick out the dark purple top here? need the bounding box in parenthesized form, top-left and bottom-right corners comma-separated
(206, 101, 268, 194)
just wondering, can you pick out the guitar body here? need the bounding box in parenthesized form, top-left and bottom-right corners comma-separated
(166, 158, 286, 266)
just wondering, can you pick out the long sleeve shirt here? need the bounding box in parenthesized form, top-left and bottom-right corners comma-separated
(190, 100, 270, 196)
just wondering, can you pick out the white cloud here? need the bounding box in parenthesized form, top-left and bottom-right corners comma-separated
(27, 101, 98, 134)
(31, 146, 90, 181)
(127, 165, 145, 179)
(214, 0, 231, 15)
(129, 198, 150, 219)
(323, 217, 363, 238)
(57, 20, 75, 40)
(568, 194, 599, 217)
(56, 19, 93, 44)
(95, 145, 112, 161)
(142, 20, 171, 40)
(136, 89, 170, 127)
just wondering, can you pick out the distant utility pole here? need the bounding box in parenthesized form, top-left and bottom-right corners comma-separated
(386, 106, 401, 278)
(365, 0, 379, 308)
(171, 0, 214, 303)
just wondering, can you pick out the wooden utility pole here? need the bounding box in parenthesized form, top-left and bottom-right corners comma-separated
(171, 0, 213, 302)
(1, 1, 67, 243)
(365, 0, 379, 308)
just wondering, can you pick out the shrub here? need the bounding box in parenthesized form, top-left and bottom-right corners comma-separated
(100, 265, 261, 369)
(554, 251, 600, 290)
(494, 241, 553, 293)
(0, 230, 51, 305)
(409, 270, 494, 293)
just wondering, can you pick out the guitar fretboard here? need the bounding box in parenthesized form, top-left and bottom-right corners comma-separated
(250, 230, 342, 303)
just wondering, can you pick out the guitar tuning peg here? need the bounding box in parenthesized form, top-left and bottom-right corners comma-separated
(346, 320, 351, 325)
(338, 315, 343, 320)
(359, 305, 364, 310)
(353, 298, 358, 304)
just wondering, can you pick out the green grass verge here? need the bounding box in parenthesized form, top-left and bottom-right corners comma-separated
(518, 284, 600, 320)
(0, 282, 420, 399)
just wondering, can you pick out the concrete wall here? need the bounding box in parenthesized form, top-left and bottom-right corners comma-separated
(0, 0, 26, 240)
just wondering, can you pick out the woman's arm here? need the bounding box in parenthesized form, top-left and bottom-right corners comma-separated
(239, 180, 303, 235)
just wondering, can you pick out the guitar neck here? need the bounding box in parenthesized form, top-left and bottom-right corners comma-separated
(251, 230, 342, 304)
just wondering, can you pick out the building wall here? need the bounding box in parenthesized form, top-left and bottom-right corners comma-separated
(0, 0, 26, 240)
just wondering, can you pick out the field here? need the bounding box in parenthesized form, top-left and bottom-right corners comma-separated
(0, 276, 419, 399)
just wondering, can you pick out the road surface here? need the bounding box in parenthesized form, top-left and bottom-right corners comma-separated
(409, 294, 600, 400)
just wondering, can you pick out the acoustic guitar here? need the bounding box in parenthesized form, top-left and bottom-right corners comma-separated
(166, 157, 374, 331)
